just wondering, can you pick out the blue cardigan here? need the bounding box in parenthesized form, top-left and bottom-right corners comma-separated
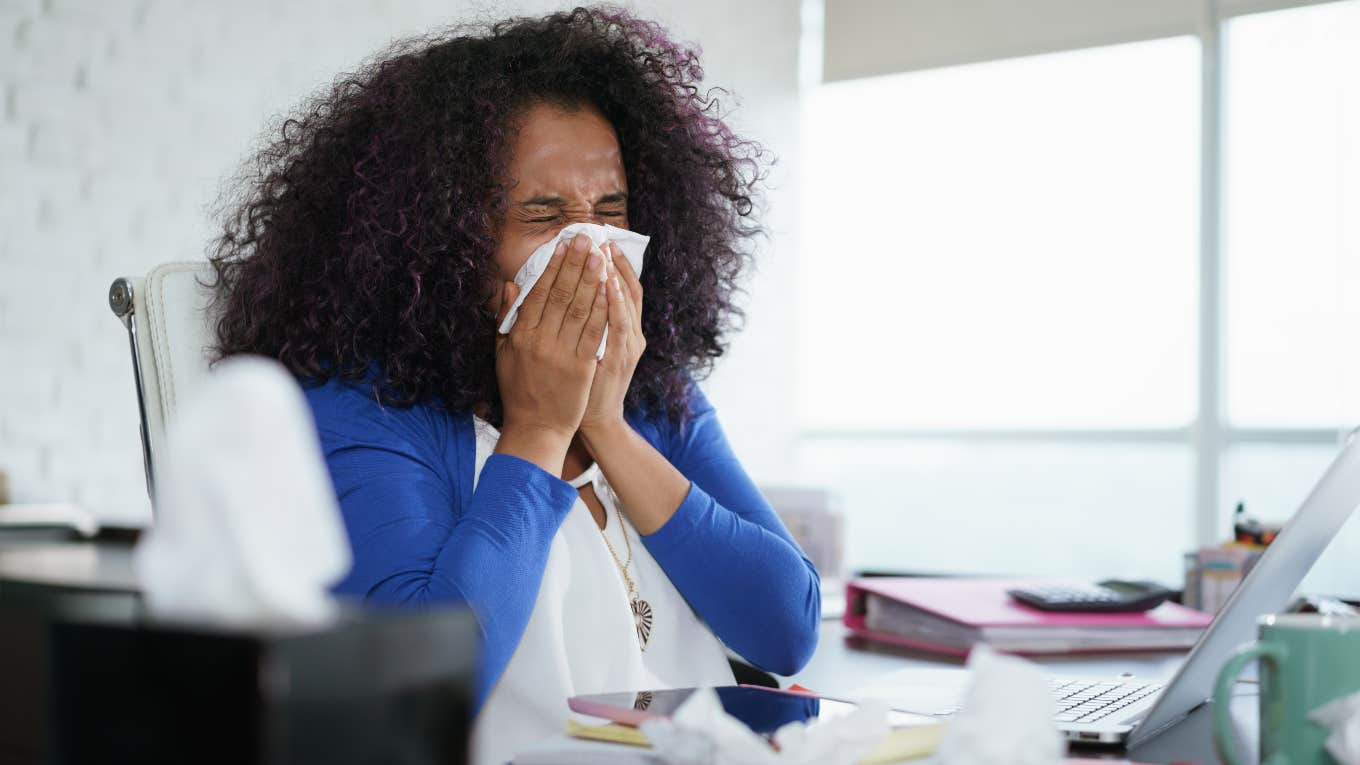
(302, 377, 821, 710)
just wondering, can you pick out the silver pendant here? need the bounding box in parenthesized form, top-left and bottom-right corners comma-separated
(631, 592, 653, 650)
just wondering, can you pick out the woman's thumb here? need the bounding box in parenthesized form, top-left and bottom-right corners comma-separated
(497, 281, 520, 327)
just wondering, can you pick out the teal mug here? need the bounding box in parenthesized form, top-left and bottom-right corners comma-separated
(1214, 613, 1360, 765)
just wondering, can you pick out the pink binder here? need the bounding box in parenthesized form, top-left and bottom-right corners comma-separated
(844, 577, 1213, 656)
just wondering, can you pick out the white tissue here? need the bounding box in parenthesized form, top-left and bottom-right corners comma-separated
(1310, 690, 1360, 765)
(638, 688, 889, 765)
(135, 356, 352, 627)
(934, 646, 1064, 765)
(497, 222, 649, 359)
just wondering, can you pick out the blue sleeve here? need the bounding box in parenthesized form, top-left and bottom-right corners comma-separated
(639, 384, 821, 676)
(306, 383, 577, 710)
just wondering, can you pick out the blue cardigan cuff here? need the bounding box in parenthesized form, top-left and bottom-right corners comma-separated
(640, 480, 709, 554)
(463, 453, 579, 542)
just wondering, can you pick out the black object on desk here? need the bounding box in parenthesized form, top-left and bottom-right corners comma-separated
(1008, 580, 1176, 613)
(0, 536, 478, 765)
(49, 607, 478, 765)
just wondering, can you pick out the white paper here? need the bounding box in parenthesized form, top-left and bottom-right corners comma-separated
(933, 646, 1065, 765)
(135, 355, 351, 627)
(497, 222, 649, 359)
(638, 688, 889, 765)
(1311, 690, 1360, 765)
(844, 665, 973, 717)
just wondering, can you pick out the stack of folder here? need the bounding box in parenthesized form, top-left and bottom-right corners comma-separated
(845, 578, 1212, 655)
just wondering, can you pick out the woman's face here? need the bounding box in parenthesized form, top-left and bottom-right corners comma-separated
(492, 102, 629, 284)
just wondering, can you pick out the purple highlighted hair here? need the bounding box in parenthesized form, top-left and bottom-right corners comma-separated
(208, 6, 767, 423)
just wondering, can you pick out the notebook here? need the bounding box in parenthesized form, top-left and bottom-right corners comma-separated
(845, 578, 1213, 655)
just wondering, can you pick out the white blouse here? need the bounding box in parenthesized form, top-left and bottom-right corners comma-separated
(469, 417, 735, 765)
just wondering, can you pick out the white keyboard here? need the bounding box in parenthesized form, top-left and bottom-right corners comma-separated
(1049, 678, 1163, 724)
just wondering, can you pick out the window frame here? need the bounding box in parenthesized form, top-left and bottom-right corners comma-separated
(797, 0, 1357, 552)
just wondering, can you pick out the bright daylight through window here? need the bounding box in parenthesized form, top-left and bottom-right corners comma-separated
(797, 2, 1359, 593)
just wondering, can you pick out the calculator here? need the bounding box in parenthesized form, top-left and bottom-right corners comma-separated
(1007, 580, 1175, 613)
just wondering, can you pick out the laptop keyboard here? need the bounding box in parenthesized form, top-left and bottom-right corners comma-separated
(1049, 678, 1163, 724)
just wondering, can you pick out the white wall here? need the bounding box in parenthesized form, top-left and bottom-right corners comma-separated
(0, 0, 802, 525)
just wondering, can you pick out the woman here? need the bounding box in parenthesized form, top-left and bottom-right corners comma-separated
(208, 6, 819, 757)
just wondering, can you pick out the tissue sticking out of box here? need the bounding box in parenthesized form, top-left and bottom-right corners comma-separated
(135, 355, 351, 627)
(933, 645, 1065, 765)
(1311, 690, 1360, 765)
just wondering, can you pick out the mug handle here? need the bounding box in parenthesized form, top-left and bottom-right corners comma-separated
(1214, 641, 1287, 765)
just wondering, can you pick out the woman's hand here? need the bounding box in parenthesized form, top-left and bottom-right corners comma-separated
(494, 233, 610, 474)
(579, 241, 646, 445)
(573, 243, 689, 534)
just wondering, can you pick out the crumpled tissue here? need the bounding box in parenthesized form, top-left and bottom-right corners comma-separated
(497, 222, 649, 359)
(933, 646, 1064, 765)
(1310, 690, 1360, 765)
(638, 688, 889, 765)
(135, 355, 352, 626)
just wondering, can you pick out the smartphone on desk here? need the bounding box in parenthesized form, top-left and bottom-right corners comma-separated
(569, 685, 924, 736)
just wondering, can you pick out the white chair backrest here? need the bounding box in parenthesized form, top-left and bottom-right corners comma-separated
(109, 262, 218, 503)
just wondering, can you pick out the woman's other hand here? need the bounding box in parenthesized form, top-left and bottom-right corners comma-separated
(494, 232, 610, 473)
(579, 241, 645, 445)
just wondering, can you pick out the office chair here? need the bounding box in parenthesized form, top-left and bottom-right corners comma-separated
(108, 262, 219, 510)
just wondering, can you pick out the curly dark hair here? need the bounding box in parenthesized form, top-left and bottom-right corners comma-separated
(208, 5, 767, 424)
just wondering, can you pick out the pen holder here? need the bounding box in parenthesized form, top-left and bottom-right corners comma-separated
(49, 606, 478, 765)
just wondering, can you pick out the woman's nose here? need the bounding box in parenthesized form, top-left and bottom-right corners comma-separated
(564, 210, 604, 226)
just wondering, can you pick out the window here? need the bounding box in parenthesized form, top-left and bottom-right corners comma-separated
(1221, 1, 1360, 596)
(798, 1, 1360, 594)
(796, 439, 1193, 580)
(1224, 2, 1360, 428)
(799, 38, 1200, 431)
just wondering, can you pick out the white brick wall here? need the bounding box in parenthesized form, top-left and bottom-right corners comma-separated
(0, 0, 802, 525)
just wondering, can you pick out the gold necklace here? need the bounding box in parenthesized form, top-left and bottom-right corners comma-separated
(597, 489, 653, 651)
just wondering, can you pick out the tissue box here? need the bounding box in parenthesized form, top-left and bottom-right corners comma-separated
(49, 607, 477, 765)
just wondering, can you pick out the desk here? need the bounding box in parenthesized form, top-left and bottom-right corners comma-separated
(791, 619, 1261, 763)
(0, 536, 139, 593)
(0, 538, 1260, 764)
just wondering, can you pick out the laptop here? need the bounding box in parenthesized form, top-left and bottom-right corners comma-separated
(901, 428, 1360, 746)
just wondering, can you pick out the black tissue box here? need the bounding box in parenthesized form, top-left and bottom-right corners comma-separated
(49, 606, 478, 765)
